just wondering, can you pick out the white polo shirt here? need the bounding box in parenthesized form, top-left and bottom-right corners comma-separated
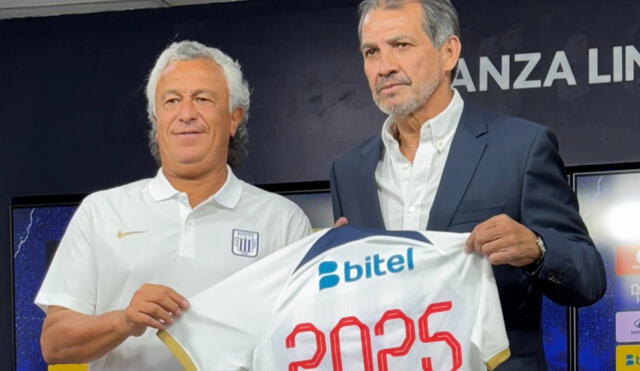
(35, 166, 312, 371)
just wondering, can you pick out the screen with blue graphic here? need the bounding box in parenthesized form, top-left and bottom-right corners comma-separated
(542, 297, 568, 370)
(11, 202, 79, 371)
(574, 169, 640, 370)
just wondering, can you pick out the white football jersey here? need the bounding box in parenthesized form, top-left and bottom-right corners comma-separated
(158, 226, 510, 370)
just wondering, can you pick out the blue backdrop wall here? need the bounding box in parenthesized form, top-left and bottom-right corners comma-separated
(1, 0, 639, 368)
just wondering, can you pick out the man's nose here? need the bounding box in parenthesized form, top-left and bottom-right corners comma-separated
(377, 49, 399, 76)
(178, 99, 198, 123)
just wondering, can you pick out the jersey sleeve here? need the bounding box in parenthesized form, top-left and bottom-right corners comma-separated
(158, 231, 327, 370)
(471, 257, 511, 370)
(34, 196, 97, 315)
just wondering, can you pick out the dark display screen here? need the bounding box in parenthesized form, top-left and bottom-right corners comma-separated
(574, 169, 640, 370)
(11, 200, 79, 371)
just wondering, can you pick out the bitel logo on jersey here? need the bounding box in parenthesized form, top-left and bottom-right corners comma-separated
(318, 248, 415, 290)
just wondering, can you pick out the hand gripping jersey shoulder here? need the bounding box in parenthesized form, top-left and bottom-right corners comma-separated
(158, 226, 510, 371)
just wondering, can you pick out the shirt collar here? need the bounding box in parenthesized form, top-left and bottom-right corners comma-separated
(147, 165, 243, 209)
(381, 88, 464, 154)
(210, 166, 242, 209)
(148, 169, 178, 201)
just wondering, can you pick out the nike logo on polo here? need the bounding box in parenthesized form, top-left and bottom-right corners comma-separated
(117, 230, 147, 239)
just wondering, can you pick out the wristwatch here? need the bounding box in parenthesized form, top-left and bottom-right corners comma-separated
(535, 235, 546, 262)
(524, 235, 546, 275)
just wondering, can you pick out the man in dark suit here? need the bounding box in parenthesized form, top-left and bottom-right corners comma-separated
(330, 0, 606, 369)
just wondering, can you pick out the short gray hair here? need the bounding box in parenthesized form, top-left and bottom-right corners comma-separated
(357, 0, 460, 76)
(145, 40, 250, 168)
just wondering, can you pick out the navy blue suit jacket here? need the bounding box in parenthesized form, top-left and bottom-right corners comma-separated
(330, 104, 606, 370)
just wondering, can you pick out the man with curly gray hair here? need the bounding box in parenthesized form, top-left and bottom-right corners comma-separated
(36, 40, 311, 370)
(145, 40, 250, 169)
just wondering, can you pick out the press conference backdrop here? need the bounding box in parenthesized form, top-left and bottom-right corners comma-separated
(2, 0, 639, 369)
(236, 0, 640, 184)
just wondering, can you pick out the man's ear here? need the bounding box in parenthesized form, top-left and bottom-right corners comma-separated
(440, 35, 461, 76)
(230, 107, 244, 136)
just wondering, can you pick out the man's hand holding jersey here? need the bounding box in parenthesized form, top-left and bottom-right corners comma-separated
(40, 283, 189, 364)
(465, 214, 542, 267)
(122, 283, 190, 336)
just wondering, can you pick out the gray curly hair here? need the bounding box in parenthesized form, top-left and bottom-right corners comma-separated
(145, 40, 251, 168)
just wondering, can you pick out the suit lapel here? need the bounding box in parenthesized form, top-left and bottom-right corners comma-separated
(358, 138, 386, 229)
(428, 104, 488, 231)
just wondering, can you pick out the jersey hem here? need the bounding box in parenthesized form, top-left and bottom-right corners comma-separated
(486, 347, 511, 371)
(157, 329, 198, 371)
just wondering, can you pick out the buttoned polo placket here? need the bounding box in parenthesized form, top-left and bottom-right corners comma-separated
(148, 167, 242, 258)
(177, 192, 197, 257)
